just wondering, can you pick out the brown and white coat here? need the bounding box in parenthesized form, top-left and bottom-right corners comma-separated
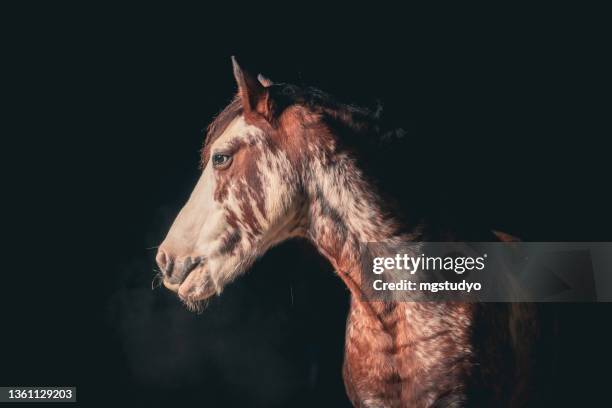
(156, 58, 535, 407)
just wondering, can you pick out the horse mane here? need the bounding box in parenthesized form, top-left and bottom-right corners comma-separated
(203, 83, 405, 162)
(268, 83, 408, 144)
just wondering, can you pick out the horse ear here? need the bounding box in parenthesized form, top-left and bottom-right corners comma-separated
(231, 56, 271, 121)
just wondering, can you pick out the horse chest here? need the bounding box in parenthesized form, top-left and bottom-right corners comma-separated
(342, 301, 474, 407)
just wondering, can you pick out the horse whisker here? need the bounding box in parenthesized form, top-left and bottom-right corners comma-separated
(151, 270, 164, 290)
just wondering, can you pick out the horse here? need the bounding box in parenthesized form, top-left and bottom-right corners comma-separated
(156, 57, 537, 407)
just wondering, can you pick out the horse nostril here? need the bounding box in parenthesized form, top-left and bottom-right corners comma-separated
(156, 249, 174, 276)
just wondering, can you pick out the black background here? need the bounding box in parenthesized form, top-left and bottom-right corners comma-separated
(2, 4, 611, 407)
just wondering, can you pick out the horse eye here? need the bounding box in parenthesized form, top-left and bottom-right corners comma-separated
(212, 153, 232, 168)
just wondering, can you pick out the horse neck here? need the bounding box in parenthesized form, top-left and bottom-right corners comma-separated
(304, 150, 413, 305)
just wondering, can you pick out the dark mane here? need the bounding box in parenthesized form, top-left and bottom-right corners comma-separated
(268, 83, 408, 143)
(203, 83, 405, 155)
